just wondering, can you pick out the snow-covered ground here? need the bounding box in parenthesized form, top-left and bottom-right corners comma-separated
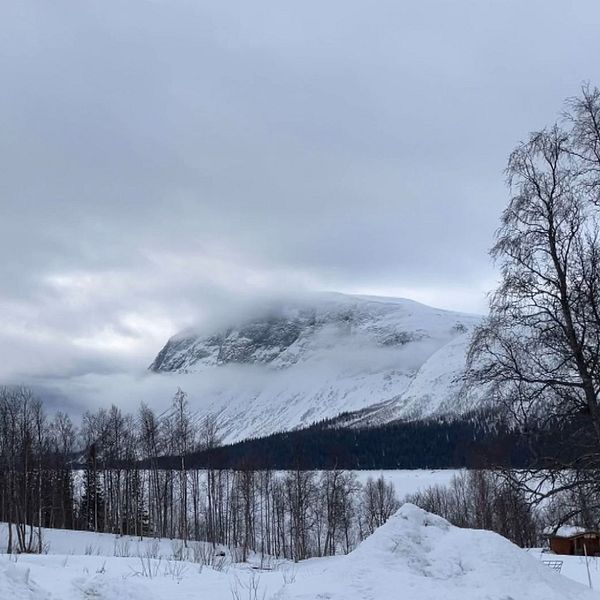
(528, 548, 600, 590)
(353, 468, 460, 497)
(1, 504, 597, 600)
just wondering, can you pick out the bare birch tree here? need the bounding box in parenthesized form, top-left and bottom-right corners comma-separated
(468, 84, 600, 523)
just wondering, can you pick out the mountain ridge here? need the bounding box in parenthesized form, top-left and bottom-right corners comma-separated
(150, 293, 485, 442)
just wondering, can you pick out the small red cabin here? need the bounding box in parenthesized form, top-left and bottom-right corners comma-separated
(546, 526, 600, 556)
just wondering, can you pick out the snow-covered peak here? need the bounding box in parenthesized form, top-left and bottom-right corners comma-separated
(149, 293, 484, 442)
(151, 292, 479, 372)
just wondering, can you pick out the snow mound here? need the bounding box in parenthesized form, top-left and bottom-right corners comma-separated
(283, 504, 598, 600)
(72, 573, 157, 600)
(0, 563, 49, 600)
(0, 510, 597, 600)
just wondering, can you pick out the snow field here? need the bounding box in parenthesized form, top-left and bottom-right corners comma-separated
(1, 503, 598, 600)
(354, 468, 460, 496)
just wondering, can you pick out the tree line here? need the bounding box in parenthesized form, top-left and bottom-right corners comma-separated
(165, 409, 529, 471)
(0, 385, 401, 560)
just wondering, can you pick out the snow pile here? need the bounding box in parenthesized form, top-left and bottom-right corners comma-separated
(72, 573, 157, 600)
(0, 562, 49, 600)
(1, 506, 596, 599)
(281, 504, 598, 600)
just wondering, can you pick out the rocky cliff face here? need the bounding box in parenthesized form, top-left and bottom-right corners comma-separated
(150, 293, 484, 442)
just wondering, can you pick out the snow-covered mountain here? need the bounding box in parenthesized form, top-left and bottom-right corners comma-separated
(150, 293, 485, 442)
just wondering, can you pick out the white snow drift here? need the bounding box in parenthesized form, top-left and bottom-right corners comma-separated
(1, 504, 596, 600)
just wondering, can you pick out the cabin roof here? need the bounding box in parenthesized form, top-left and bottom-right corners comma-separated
(544, 525, 599, 539)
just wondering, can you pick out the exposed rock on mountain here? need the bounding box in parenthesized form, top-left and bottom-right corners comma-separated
(150, 293, 484, 442)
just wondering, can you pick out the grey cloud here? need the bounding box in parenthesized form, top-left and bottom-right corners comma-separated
(1, 0, 599, 389)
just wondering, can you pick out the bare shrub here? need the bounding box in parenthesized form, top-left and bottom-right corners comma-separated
(144, 538, 161, 560)
(113, 538, 131, 557)
(231, 572, 265, 600)
(280, 563, 298, 585)
(164, 559, 188, 582)
(130, 553, 162, 579)
(170, 539, 189, 561)
(84, 543, 99, 556)
(190, 540, 217, 567)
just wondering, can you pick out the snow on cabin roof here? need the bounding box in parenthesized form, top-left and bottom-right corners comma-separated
(544, 525, 590, 538)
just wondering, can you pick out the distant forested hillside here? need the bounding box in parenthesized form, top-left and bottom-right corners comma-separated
(153, 411, 531, 471)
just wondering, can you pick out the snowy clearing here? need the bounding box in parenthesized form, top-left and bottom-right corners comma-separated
(353, 468, 460, 497)
(1, 503, 597, 600)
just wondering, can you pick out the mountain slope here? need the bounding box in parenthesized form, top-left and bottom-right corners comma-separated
(150, 293, 484, 442)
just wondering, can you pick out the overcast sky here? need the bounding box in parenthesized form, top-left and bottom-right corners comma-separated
(1, 1, 600, 386)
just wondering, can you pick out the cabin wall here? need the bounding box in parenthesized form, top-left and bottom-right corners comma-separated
(550, 534, 600, 556)
(574, 536, 600, 556)
(550, 538, 573, 555)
